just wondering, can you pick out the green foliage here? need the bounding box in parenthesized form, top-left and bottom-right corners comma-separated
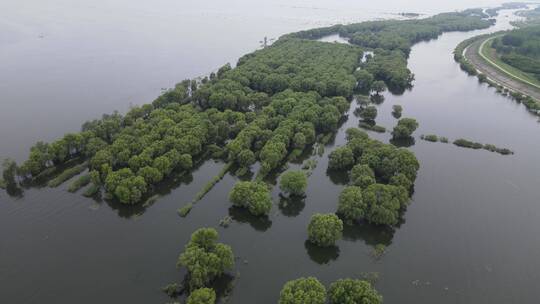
(178, 203, 193, 217)
(279, 170, 308, 196)
(354, 70, 374, 92)
(48, 163, 87, 188)
(328, 146, 355, 170)
(187, 288, 216, 304)
(371, 81, 387, 94)
(328, 279, 382, 304)
(391, 118, 419, 140)
(2, 158, 18, 188)
(392, 104, 403, 119)
(420, 134, 438, 142)
(161, 282, 183, 297)
(359, 106, 377, 121)
(229, 181, 272, 216)
(345, 128, 368, 141)
(83, 183, 100, 197)
(279, 277, 327, 304)
(178, 228, 234, 290)
(358, 122, 386, 133)
(68, 174, 91, 192)
(453, 138, 514, 155)
(308, 213, 343, 247)
(337, 186, 366, 221)
(363, 184, 408, 225)
(350, 164, 375, 189)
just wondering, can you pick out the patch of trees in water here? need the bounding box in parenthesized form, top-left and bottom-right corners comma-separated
(329, 128, 419, 226)
(278, 277, 382, 304)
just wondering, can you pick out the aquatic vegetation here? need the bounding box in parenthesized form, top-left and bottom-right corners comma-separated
(392, 104, 403, 118)
(391, 118, 419, 140)
(358, 122, 386, 133)
(177, 228, 234, 290)
(358, 105, 378, 121)
(371, 244, 387, 260)
(420, 134, 438, 142)
(279, 277, 326, 304)
(337, 186, 366, 222)
(67, 174, 91, 192)
(48, 163, 87, 187)
(308, 213, 343, 247)
(229, 181, 272, 216)
(161, 282, 183, 297)
(453, 138, 513, 155)
(328, 279, 382, 304)
(279, 170, 308, 196)
(177, 203, 193, 218)
(186, 288, 216, 304)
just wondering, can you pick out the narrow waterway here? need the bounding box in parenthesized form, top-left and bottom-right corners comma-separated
(2, 4, 540, 304)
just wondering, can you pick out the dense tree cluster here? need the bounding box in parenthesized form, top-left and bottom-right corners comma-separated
(308, 213, 343, 247)
(229, 181, 273, 216)
(329, 128, 419, 225)
(177, 228, 234, 290)
(279, 277, 382, 304)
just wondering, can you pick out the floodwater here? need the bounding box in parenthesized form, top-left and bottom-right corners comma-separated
(2, 1, 540, 303)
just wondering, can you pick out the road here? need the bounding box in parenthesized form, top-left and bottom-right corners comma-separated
(464, 36, 540, 101)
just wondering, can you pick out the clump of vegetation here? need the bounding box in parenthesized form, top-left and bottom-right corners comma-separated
(229, 181, 272, 216)
(420, 134, 438, 142)
(371, 244, 387, 260)
(161, 282, 183, 297)
(328, 279, 382, 304)
(177, 228, 234, 290)
(308, 213, 343, 247)
(67, 174, 91, 192)
(392, 104, 403, 118)
(2, 159, 18, 189)
(337, 186, 366, 222)
(358, 105, 378, 122)
(391, 118, 419, 140)
(279, 277, 326, 304)
(328, 146, 355, 170)
(358, 121, 386, 133)
(328, 128, 419, 226)
(83, 183, 100, 197)
(192, 162, 232, 204)
(219, 215, 233, 227)
(453, 138, 514, 155)
(279, 170, 308, 196)
(440, 137, 449, 143)
(186, 288, 216, 304)
(47, 163, 87, 187)
(177, 203, 193, 217)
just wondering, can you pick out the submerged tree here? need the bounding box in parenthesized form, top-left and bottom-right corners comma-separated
(328, 279, 382, 304)
(308, 213, 343, 247)
(391, 118, 419, 140)
(279, 277, 327, 304)
(177, 228, 234, 290)
(229, 181, 272, 216)
(280, 170, 308, 196)
(186, 288, 216, 304)
(337, 186, 367, 222)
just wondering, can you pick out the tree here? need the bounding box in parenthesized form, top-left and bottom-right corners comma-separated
(308, 213, 343, 247)
(392, 104, 403, 118)
(391, 118, 419, 140)
(354, 70, 374, 92)
(345, 128, 368, 141)
(328, 146, 354, 170)
(2, 159, 18, 187)
(371, 80, 387, 95)
(178, 228, 234, 290)
(359, 106, 377, 121)
(337, 186, 367, 222)
(279, 277, 327, 304)
(237, 149, 256, 168)
(187, 288, 216, 304)
(229, 181, 272, 216)
(349, 164, 375, 189)
(280, 170, 308, 196)
(363, 183, 408, 225)
(137, 166, 163, 184)
(328, 279, 382, 304)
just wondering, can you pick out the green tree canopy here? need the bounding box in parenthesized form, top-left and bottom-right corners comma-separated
(229, 181, 273, 216)
(308, 213, 343, 247)
(328, 279, 382, 304)
(279, 277, 327, 304)
(280, 170, 308, 196)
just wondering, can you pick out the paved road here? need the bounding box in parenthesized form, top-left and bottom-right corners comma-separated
(464, 37, 540, 101)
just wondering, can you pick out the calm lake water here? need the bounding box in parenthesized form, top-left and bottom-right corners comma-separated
(2, 1, 540, 303)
